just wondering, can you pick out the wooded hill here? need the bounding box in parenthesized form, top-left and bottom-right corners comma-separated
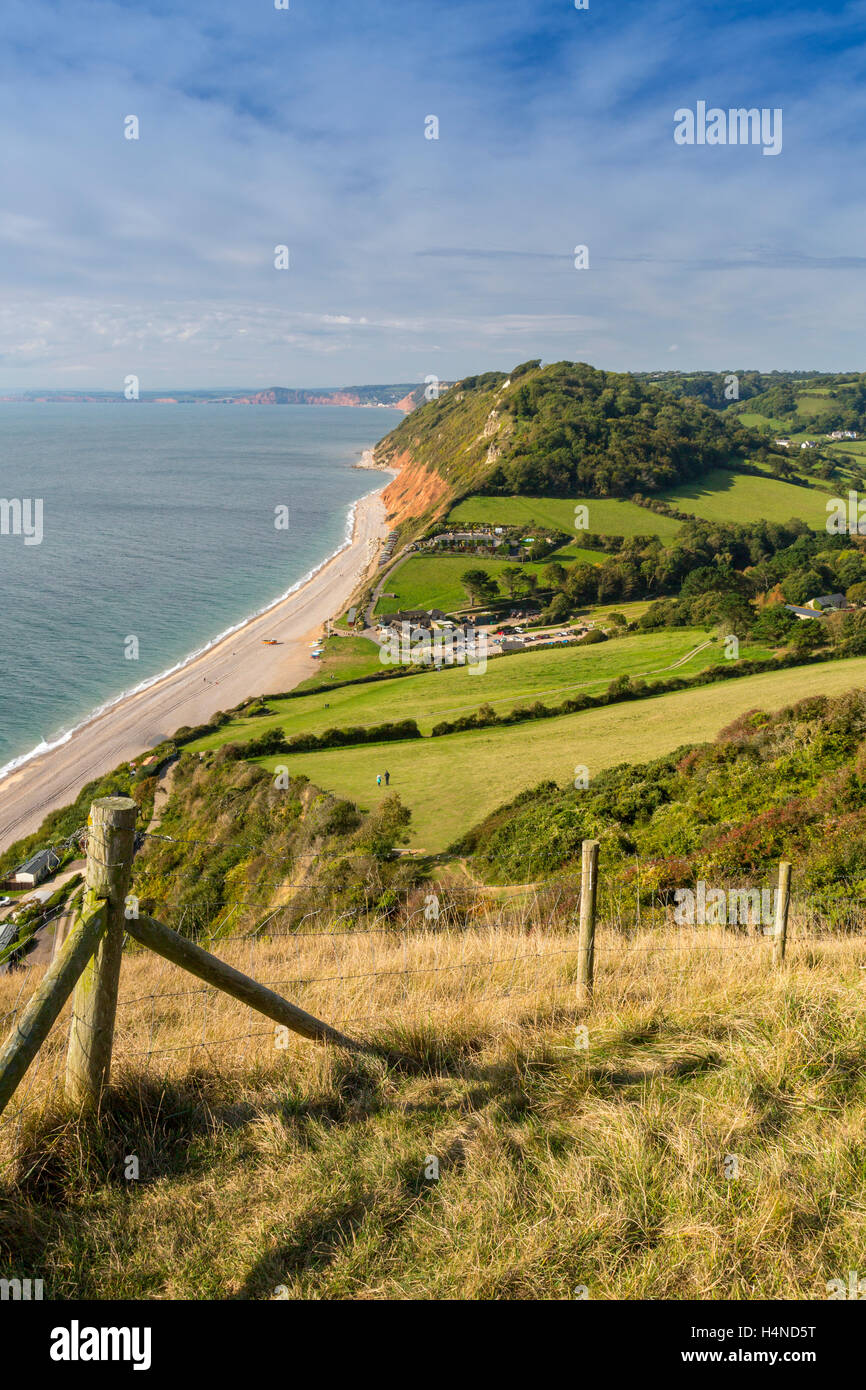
(376, 360, 775, 503)
(730, 373, 866, 433)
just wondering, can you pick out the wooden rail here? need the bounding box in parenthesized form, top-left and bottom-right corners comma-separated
(0, 896, 106, 1118)
(0, 800, 802, 1126)
(125, 914, 369, 1054)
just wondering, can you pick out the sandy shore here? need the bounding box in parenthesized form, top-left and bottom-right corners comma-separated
(0, 477, 395, 851)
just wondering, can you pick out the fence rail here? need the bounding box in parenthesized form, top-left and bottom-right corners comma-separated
(0, 798, 858, 1161)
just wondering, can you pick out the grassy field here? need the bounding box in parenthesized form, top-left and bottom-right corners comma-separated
(660, 469, 831, 529)
(447, 495, 682, 541)
(736, 410, 787, 433)
(257, 657, 866, 850)
(292, 634, 383, 690)
(373, 554, 590, 616)
(578, 598, 654, 624)
(4, 916, 864, 1298)
(189, 629, 771, 753)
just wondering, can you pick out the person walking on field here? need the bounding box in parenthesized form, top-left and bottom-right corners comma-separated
(384, 770, 390, 786)
(376, 774, 382, 787)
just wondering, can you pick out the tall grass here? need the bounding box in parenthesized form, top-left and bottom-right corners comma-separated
(1, 906, 864, 1299)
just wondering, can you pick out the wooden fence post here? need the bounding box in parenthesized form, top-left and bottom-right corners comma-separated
(773, 860, 791, 967)
(65, 797, 137, 1105)
(577, 839, 599, 1005)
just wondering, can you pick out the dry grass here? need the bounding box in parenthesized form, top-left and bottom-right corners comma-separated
(1, 916, 865, 1300)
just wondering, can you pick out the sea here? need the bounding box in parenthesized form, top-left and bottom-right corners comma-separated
(0, 402, 402, 779)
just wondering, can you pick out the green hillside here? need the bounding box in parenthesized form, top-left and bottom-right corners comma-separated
(189, 628, 758, 753)
(256, 658, 866, 851)
(377, 360, 768, 508)
(464, 684, 866, 896)
(732, 373, 866, 436)
(373, 553, 599, 615)
(659, 469, 833, 529)
(446, 494, 682, 541)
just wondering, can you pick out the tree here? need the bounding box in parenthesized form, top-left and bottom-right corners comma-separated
(357, 794, 412, 860)
(544, 593, 571, 624)
(461, 568, 496, 607)
(541, 561, 567, 592)
(779, 569, 823, 606)
(499, 565, 523, 598)
(565, 563, 598, 605)
(789, 620, 826, 655)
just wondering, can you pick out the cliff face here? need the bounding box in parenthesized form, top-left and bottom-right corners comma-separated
(381, 451, 452, 527)
(234, 388, 365, 406)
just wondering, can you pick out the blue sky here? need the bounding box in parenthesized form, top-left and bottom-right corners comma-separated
(1, 0, 865, 387)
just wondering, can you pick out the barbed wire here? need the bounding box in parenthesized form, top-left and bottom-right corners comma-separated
(3, 841, 866, 1160)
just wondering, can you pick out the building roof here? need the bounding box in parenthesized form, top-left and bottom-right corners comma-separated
(0, 922, 18, 953)
(784, 605, 823, 619)
(811, 593, 847, 609)
(14, 848, 60, 879)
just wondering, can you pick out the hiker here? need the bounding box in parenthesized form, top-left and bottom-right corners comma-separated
(376, 774, 382, 787)
(384, 770, 390, 786)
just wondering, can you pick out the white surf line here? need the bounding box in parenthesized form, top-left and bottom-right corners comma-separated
(0, 477, 390, 791)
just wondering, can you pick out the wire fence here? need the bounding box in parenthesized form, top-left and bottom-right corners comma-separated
(2, 825, 865, 1166)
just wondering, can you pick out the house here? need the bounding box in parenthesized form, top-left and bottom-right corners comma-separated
(378, 609, 436, 632)
(427, 530, 503, 551)
(774, 439, 792, 448)
(800, 441, 818, 449)
(8, 848, 61, 889)
(828, 431, 858, 441)
(809, 593, 848, 612)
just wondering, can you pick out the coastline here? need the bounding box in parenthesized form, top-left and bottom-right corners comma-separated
(0, 471, 396, 853)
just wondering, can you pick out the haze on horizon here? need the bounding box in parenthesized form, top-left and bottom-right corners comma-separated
(2, 0, 865, 391)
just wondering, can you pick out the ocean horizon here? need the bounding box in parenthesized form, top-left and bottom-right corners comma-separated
(0, 402, 401, 779)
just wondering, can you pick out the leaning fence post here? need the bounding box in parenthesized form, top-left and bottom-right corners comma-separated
(577, 839, 599, 1004)
(773, 860, 791, 967)
(65, 796, 137, 1105)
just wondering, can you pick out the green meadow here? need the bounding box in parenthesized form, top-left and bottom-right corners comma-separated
(257, 657, 866, 851)
(659, 468, 831, 529)
(188, 628, 771, 754)
(373, 554, 592, 616)
(292, 634, 383, 690)
(446, 494, 682, 541)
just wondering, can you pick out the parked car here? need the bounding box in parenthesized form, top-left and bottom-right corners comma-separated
(0, 896, 12, 908)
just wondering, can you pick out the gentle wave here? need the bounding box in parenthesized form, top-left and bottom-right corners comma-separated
(0, 475, 391, 788)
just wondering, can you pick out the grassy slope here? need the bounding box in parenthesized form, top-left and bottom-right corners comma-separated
(257, 657, 866, 850)
(292, 634, 383, 690)
(5, 924, 864, 1299)
(374, 553, 601, 616)
(447, 473, 836, 539)
(189, 629, 770, 751)
(447, 494, 682, 540)
(659, 469, 832, 529)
